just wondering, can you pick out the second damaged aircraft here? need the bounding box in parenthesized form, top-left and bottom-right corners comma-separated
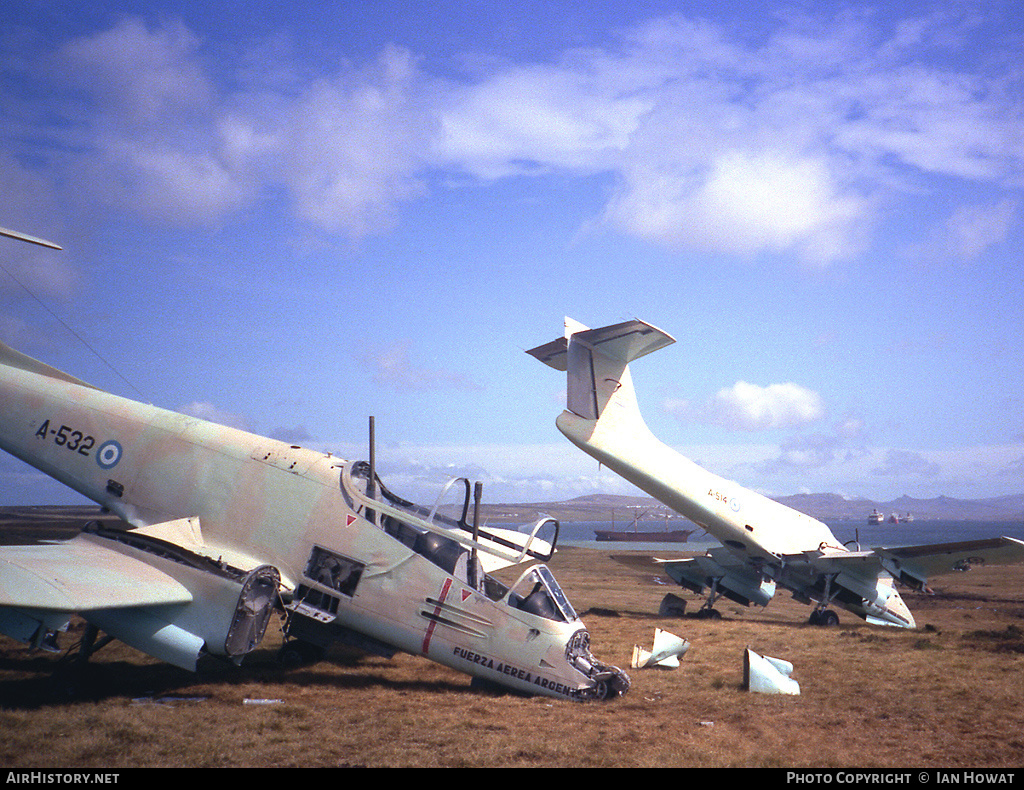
(0, 288, 629, 699)
(528, 317, 1024, 629)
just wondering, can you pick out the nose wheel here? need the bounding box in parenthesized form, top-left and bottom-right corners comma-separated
(808, 608, 839, 626)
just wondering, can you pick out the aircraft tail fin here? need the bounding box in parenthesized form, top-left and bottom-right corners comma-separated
(0, 341, 98, 390)
(527, 317, 674, 422)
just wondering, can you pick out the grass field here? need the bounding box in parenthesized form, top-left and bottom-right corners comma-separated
(2, 541, 1023, 768)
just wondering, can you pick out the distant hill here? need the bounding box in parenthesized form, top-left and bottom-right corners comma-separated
(771, 492, 1024, 522)
(476, 492, 1024, 523)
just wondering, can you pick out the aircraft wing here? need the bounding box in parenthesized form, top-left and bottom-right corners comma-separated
(783, 536, 1024, 581)
(0, 532, 192, 612)
(613, 550, 777, 608)
(871, 536, 1024, 587)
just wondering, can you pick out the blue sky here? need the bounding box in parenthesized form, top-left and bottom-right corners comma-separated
(1, 0, 1022, 508)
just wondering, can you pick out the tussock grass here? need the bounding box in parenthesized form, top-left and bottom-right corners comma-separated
(2, 546, 1024, 767)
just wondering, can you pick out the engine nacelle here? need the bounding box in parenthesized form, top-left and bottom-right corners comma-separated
(83, 528, 281, 670)
(85, 564, 280, 671)
(666, 555, 776, 607)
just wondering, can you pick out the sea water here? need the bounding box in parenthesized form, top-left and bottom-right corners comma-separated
(556, 519, 1024, 551)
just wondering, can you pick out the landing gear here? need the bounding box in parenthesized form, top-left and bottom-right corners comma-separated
(808, 573, 841, 626)
(695, 577, 725, 620)
(277, 639, 325, 669)
(50, 624, 115, 699)
(808, 608, 840, 626)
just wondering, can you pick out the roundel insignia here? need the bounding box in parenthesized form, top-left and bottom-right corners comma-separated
(96, 440, 123, 469)
(730, 496, 741, 513)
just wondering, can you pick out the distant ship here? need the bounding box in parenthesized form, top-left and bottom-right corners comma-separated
(594, 528, 695, 542)
(868, 509, 884, 524)
(595, 510, 696, 542)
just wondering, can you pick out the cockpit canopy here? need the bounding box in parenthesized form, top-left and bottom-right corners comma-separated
(342, 462, 575, 623)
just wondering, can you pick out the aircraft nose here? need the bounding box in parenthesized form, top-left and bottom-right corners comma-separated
(888, 591, 916, 628)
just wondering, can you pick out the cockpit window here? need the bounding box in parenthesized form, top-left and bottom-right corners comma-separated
(506, 565, 578, 623)
(341, 462, 574, 622)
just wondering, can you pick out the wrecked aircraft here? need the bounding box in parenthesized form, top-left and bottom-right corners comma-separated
(0, 233, 629, 701)
(528, 317, 1024, 629)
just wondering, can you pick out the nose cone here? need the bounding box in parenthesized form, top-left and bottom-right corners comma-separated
(887, 590, 916, 628)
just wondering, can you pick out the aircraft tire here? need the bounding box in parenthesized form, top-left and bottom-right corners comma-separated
(820, 609, 840, 626)
(277, 640, 325, 669)
(48, 662, 97, 701)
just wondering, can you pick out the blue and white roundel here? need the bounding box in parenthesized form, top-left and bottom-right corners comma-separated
(729, 496, 741, 513)
(96, 440, 123, 469)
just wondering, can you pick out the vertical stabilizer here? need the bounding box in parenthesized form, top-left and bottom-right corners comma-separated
(526, 317, 675, 425)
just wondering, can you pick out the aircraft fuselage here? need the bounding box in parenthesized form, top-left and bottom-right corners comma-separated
(0, 353, 629, 700)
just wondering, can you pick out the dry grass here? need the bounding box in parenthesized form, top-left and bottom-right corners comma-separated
(2, 545, 1024, 768)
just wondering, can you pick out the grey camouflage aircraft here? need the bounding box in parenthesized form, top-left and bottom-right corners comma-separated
(0, 230, 629, 701)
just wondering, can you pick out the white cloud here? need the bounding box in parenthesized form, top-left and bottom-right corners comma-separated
(872, 448, 943, 479)
(281, 45, 435, 236)
(26, 9, 1024, 260)
(436, 62, 648, 178)
(178, 401, 251, 432)
(335, 435, 1024, 506)
(362, 340, 482, 391)
(604, 149, 873, 265)
(948, 199, 1017, 259)
(58, 17, 213, 125)
(707, 381, 826, 432)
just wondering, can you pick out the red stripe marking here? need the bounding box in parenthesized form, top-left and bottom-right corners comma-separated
(422, 577, 453, 654)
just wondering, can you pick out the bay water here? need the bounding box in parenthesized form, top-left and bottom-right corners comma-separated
(556, 518, 1024, 552)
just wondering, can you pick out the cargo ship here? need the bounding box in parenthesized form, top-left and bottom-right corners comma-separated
(593, 527, 695, 542)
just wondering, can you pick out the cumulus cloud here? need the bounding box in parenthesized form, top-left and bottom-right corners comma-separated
(22, 8, 1024, 261)
(281, 45, 436, 236)
(872, 448, 941, 479)
(948, 199, 1017, 260)
(706, 381, 825, 432)
(604, 149, 873, 264)
(178, 401, 251, 431)
(369, 440, 646, 504)
(58, 17, 213, 125)
(665, 381, 826, 432)
(363, 340, 481, 391)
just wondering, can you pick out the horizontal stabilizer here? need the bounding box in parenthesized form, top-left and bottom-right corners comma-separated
(526, 317, 675, 371)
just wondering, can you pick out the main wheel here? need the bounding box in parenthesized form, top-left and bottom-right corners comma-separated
(277, 640, 324, 668)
